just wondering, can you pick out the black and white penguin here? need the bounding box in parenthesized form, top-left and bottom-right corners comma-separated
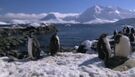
(112, 30, 118, 39)
(77, 40, 92, 53)
(27, 34, 41, 60)
(122, 26, 130, 36)
(129, 28, 135, 42)
(97, 33, 112, 60)
(126, 27, 130, 34)
(49, 33, 60, 56)
(114, 34, 131, 57)
(123, 27, 127, 34)
(129, 28, 135, 51)
(131, 28, 135, 34)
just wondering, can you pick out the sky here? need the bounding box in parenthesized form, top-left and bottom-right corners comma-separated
(0, 0, 135, 14)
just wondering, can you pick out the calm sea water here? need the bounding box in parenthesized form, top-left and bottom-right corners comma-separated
(55, 24, 128, 47)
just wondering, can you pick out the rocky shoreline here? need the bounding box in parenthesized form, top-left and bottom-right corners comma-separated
(0, 23, 57, 57)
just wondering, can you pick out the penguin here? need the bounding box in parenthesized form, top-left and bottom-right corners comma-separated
(126, 27, 130, 34)
(122, 27, 127, 34)
(77, 40, 92, 53)
(97, 33, 112, 60)
(114, 34, 131, 57)
(129, 28, 135, 42)
(112, 30, 118, 39)
(131, 28, 135, 34)
(129, 28, 135, 51)
(49, 33, 60, 56)
(122, 26, 130, 36)
(27, 34, 41, 60)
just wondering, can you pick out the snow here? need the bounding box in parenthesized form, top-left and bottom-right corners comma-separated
(115, 10, 120, 14)
(1, 52, 135, 77)
(80, 40, 94, 54)
(94, 5, 103, 14)
(30, 23, 41, 27)
(84, 18, 118, 24)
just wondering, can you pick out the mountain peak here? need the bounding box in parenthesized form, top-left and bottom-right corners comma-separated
(41, 13, 57, 20)
(93, 5, 102, 8)
(88, 5, 104, 14)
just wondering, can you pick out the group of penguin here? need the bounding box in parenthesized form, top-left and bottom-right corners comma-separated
(27, 32, 60, 60)
(7, 33, 60, 61)
(103, 26, 135, 58)
(8, 25, 135, 70)
(77, 26, 135, 69)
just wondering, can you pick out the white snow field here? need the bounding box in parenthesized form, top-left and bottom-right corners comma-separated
(0, 52, 135, 77)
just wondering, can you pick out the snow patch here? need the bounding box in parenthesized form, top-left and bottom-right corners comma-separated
(115, 10, 120, 14)
(84, 18, 118, 24)
(94, 5, 103, 14)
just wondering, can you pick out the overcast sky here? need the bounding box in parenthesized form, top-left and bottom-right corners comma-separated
(0, 0, 135, 14)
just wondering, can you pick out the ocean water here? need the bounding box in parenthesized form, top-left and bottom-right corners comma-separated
(55, 24, 127, 47)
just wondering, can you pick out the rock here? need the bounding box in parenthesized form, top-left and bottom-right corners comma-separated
(105, 56, 129, 69)
(113, 59, 135, 71)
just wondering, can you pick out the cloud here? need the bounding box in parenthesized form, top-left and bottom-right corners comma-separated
(0, 13, 47, 22)
(3, 13, 47, 20)
(0, 12, 79, 22)
(49, 12, 79, 18)
(0, 12, 79, 25)
(130, 9, 135, 12)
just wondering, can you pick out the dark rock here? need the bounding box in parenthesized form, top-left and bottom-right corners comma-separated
(105, 56, 129, 69)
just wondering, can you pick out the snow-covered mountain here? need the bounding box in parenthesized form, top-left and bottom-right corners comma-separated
(40, 12, 79, 23)
(1, 5, 135, 24)
(41, 13, 57, 21)
(41, 5, 135, 24)
(77, 5, 135, 23)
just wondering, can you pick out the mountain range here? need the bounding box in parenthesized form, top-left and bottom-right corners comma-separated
(1, 5, 135, 24)
(41, 5, 135, 24)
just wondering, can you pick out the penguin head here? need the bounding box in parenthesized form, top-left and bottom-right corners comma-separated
(98, 33, 108, 45)
(100, 33, 108, 39)
(126, 27, 130, 34)
(27, 30, 35, 38)
(131, 28, 135, 34)
(114, 34, 122, 44)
